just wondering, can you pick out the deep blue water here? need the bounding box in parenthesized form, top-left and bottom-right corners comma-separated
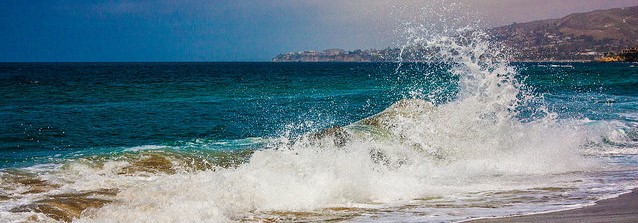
(1, 62, 637, 168)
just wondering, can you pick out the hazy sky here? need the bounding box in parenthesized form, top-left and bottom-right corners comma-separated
(1, 0, 636, 62)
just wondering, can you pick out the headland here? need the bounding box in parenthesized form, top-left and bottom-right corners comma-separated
(273, 6, 638, 62)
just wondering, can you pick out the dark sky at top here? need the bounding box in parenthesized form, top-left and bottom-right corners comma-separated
(1, 0, 636, 62)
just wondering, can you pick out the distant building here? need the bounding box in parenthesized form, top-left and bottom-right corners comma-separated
(323, 49, 346, 56)
(595, 46, 638, 62)
(620, 46, 638, 62)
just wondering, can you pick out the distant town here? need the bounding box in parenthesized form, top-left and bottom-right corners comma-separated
(274, 6, 638, 62)
(272, 48, 400, 62)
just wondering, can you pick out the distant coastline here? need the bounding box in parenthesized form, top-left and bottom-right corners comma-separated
(271, 49, 616, 63)
(273, 5, 638, 63)
(272, 48, 399, 63)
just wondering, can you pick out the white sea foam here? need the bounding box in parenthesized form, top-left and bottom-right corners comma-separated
(2, 31, 636, 222)
(124, 145, 168, 152)
(71, 32, 602, 222)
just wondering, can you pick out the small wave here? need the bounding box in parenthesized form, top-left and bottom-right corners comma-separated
(123, 145, 167, 152)
(550, 64, 574, 68)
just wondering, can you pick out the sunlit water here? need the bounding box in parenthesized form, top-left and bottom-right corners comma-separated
(1, 33, 638, 222)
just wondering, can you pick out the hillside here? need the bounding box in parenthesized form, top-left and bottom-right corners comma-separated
(273, 6, 638, 62)
(491, 5, 638, 61)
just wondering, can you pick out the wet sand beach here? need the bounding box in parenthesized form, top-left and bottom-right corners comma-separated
(468, 189, 638, 223)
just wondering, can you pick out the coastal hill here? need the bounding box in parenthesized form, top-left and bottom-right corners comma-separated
(492, 5, 638, 61)
(273, 5, 638, 62)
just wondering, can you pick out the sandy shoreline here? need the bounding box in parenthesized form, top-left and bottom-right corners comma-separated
(466, 189, 638, 222)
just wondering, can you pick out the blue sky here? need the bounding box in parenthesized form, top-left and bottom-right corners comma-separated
(1, 0, 636, 62)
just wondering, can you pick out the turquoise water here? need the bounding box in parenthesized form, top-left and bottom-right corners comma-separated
(1, 63, 398, 167)
(1, 62, 636, 166)
(1, 60, 638, 222)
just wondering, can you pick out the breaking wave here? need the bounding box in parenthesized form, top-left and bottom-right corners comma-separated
(1, 31, 636, 222)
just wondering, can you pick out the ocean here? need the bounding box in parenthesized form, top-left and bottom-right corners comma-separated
(1, 36, 638, 222)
